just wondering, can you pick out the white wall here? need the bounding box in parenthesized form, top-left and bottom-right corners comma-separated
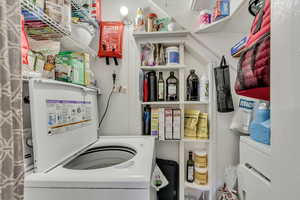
(272, 0, 300, 199)
(92, 0, 149, 136)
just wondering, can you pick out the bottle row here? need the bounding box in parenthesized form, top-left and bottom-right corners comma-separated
(187, 151, 208, 185)
(142, 70, 209, 103)
(143, 106, 181, 140)
(143, 71, 179, 102)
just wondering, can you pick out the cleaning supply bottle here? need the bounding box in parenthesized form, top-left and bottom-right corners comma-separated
(200, 74, 209, 102)
(187, 69, 199, 101)
(250, 103, 271, 145)
(134, 8, 145, 32)
(143, 73, 149, 102)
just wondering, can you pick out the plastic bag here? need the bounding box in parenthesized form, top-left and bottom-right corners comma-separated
(151, 164, 169, 191)
(214, 56, 234, 113)
(21, 15, 29, 65)
(230, 97, 258, 134)
(224, 166, 238, 190)
(184, 110, 200, 139)
(217, 184, 239, 200)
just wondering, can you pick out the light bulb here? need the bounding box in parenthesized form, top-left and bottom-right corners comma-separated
(120, 6, 128, 17)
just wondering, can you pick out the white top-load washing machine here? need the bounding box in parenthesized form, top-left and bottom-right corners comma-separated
(24, 79, 156, 200)
(238, 136, 271, 200)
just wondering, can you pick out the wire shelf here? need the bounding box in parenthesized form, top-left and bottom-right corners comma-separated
(21, 0, 71, 36)
(71, 0, 99, 28)
(21, 0, 97, 57)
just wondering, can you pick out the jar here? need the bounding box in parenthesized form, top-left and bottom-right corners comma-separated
(147, 13, 157, 32)
(194, 151, 208, 168)
(166, 46, 180, 65)
(195, 167, 208, 185)
(199, 9, 211, 27)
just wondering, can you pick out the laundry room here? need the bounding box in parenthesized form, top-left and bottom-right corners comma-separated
(0, 0, 298, 200)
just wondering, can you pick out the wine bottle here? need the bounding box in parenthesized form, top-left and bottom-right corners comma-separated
(186, 151, 195, 183)
(166, 71, 178, 101)
(157, 72, 165, 101)
(186, 69, 199, 101)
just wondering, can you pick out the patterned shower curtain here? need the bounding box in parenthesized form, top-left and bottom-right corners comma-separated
(0, 0, 24, 200)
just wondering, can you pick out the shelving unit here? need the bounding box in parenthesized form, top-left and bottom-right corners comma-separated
(140, 64, 187, 70)
(133, 31, 189, 39)
(21, 0, 97, 56)
(134, 32, 216, 200)
(193, 0, 248, 33)
(141, 101, 181, 105)
(182, 138, 210, 143)
(185, 182, 210, 191)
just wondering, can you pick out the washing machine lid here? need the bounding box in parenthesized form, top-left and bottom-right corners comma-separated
(29, 79, 99, 172)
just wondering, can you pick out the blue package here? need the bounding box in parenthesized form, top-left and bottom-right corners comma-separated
(231, 36, 249, 57)
(220, 0, 230, 16)
(215, 0, 230, 21)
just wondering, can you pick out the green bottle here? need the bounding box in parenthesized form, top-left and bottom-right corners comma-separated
(186, 151, 195, 183)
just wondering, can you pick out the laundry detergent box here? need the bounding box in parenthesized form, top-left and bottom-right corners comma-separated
(55, 51, 72, 82)
(158, 108, 165, 141)
(70, 52, 85, 85)
(172, 109, 181, 140)
(165, 109, 173, 140)
(151, 108, 160, 138)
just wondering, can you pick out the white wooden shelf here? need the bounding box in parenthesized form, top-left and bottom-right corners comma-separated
(141, 101, 181, 105)
(194, 0, 248, 33)
(157, 140, 181, 143)
(135, 32, 216, 200)
(182, 138, 210, 143)
(133, 31, 189, 39)
(140, 65, 187, 70)
(185, 182, 210, 191)
(184, 101, 209, 105)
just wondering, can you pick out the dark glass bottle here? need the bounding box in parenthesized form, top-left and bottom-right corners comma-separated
(186, 69, 199, 101)
(166, 71, 178, 101)
(186, 151, 195, 183)
(157, 72, 165, 101)
(148, 71, 157, 101)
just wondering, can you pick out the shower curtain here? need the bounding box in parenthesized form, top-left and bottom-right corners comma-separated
(0, 0, 24, 200)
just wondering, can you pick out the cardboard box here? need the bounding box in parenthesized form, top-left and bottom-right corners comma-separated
(165, 109, 173, 140)
(173, 109, 181, 140)
(151, 108, 159, 138)
(158, 108, 165, 141)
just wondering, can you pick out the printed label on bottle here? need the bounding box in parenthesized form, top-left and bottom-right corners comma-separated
(168, 84, 177, 96)
(188, 166, 194, 181)
(158, 83, 164, 99)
